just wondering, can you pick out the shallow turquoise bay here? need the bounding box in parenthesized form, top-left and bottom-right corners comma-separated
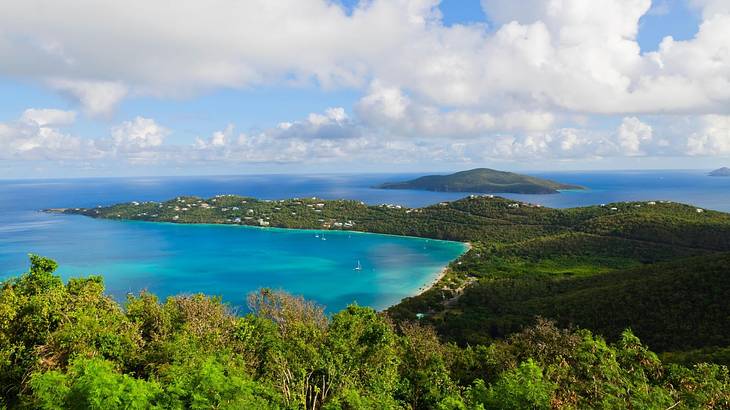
(1, 213, 467, 312)
(6, 170, 727, 312)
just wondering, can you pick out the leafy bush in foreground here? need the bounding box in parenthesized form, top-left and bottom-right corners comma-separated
(1, 256, 729, 409)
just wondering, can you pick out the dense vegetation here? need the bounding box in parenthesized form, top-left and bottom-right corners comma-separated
(400, 253, 730, 352)
(56, 195, 730, 366)
(376, 168, 584, 194)
(1, 256, 729, 409)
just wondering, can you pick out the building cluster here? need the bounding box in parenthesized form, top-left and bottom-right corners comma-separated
(380, 203, 404, 209)
(322, 219, 356, 229)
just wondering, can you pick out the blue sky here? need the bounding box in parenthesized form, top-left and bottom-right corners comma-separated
(0, 0, 728, 177)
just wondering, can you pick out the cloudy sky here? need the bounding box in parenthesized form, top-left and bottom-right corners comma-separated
(1, 0, 729, 177)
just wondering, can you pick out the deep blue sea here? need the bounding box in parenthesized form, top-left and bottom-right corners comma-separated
(1, 170, 728, 311)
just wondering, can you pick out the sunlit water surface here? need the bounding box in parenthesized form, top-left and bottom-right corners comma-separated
(1, 170, 727, 311)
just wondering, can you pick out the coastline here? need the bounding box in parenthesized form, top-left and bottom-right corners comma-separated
(50, 212, 471, 312)
(411, 241, 472, 299)
(121, 215, 473, 307)
(55, 212, 467, 245)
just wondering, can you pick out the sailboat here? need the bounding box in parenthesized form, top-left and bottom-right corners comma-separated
(354, 260, 362, 271)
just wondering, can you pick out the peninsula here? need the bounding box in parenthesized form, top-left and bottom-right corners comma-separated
(376, 168, 584, 194)
(709, 167, 730, 176)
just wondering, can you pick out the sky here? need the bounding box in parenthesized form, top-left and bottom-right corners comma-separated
(0, 0, 729, 178)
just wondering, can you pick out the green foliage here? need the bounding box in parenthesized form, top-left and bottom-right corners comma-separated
(396, 322, 460, 409)
(61, 195, 730, 358)
(155, 355, 281, 409)
(666, 363, 730, 409)
(481, 359, 555, 410)
(3, 248, 730, 409)
(377, 168, 583, 194)
(428, 253, 730, 351)
(29, 358, 161, 410)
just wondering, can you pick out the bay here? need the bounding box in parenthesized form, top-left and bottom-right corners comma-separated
(1, 169, 728, 311)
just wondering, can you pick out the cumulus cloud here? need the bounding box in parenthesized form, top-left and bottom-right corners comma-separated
(2, 106, 728, 172)
(617, 117, 653, 156)
(191, 107, 365, 163)
(186, 109, 666, 164)
(195, 124, 235, 150)
(48, 79, 128, 117)
(110, 117, 169, 150)
(1, 0, 730, 172)
(690, 0, 730, 18)
(0, 110, 92, 160)
(0, 0, 728, 117)
(0, 111, 171, 163)
(19, 108, 76, 127)
(355, 82, 552, 137)
(687, 115, 730, 155)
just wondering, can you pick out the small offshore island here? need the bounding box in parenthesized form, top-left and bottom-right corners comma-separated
(377, 168, 585, 194)
(709, 167, 730, 177)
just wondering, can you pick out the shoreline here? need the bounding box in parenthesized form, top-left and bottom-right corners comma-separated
(411, 241, 472, 299)
(54, 213, 466, 246)
(52, 212, 471, 311)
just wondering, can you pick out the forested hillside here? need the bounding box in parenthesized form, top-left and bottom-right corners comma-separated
(376, 168, 584, 194)
(1, 256, 728, 409)
(56, 195, 730, 368)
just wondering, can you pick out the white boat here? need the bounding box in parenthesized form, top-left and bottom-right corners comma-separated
(354, 260, 362, 271)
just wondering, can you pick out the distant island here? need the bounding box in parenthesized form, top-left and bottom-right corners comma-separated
(709, 167, 730, 177)
(376, 168, 584, 194)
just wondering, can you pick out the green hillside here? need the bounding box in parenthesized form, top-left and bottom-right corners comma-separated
(418, 253, 730, 352)
(1, 256, 728, 409)
(376, 168, 585, 194)
(55, 195, 730, 363)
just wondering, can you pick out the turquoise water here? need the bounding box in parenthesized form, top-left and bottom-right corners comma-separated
(0, 211, 466, 312)
(2, 169, 729, 311)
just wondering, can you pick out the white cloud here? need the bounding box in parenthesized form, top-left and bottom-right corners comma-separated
(19, 108, 76, 126)
(617, 117, 653, 156)
(48, 79, 128, 117)
(0, 0, 728, 118)
(690, 0, 730, 18)
(356, 82, 557, 136)
(648, 0, 671, 16)
(110, 117, 169, 150)
(480, 0, 547, 25)
(356, 82, 411, 124)
(687, 115, 730, 155)
(0, 110, 92, 160)
(2, 106, 729, 172)
(1, 0, 730, 171)
(498, 111, 555, 132)
(0, 111, 175, 163)
(356, 84, 497, 136)
(187, 108, 618, 164)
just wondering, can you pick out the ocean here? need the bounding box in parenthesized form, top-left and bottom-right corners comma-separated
(1, 169, 727, 311)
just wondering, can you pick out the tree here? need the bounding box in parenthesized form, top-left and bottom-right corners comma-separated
(479, 359, 555, 410)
